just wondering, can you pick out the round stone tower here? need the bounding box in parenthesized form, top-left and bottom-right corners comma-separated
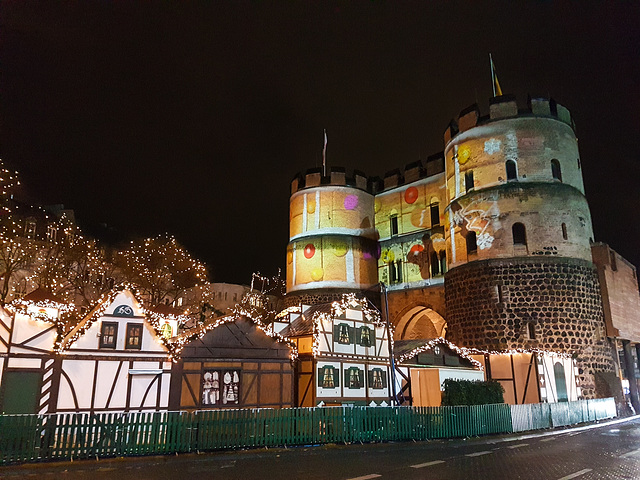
(285, 167, 379, 306)
(443, 95, 616, 398)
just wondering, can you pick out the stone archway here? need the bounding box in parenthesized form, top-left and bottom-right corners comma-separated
(393, 305, 447, 341)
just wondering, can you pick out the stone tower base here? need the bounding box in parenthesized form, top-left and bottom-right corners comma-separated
(444, 257, 617, 399)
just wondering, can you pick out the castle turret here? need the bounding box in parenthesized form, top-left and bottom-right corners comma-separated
(285, 167, 378, 304)
(443, 96, 616, 398)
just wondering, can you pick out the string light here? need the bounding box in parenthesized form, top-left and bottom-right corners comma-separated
(171, 289, 298, 361)
(396, 337, 484, 370)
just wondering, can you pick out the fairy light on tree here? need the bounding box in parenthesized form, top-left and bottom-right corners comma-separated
(117, 234, 209, 307)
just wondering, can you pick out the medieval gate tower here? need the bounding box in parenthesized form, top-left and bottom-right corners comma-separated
(443, 96, 616, 398)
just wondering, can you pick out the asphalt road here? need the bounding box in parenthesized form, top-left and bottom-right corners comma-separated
(2, 417, 639, 480)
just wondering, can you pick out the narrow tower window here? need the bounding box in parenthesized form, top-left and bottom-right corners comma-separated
(439, 250, 447, 274)
(561, 223, 568, 240)
(466, 231, 477, 255)
(551, 159, 562, 182)
(527, 322, 536, 340)
(512, 222, 527, 245)
(506, 160, 517, 181)
(465, 170, 474, 192)
(390, 215, 399, 236)
(430, 202, 440, 227)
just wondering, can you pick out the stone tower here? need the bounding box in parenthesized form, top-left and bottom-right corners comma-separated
(443, 95, 616, 398)
(285, 167, 378, 305)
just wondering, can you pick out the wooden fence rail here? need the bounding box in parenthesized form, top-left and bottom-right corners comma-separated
(0, 398, 616, 465)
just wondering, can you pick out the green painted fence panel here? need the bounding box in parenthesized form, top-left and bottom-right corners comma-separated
(0, 398, 618, 465)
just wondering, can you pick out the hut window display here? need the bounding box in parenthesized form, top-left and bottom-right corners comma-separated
(202, 369, 240, 406)
(345, 367, 364, 389)
(318, 366, 339, 388)
(335, 323, 353, 344)
(125, 323, 143, 350)
(368, 368, 387, 389)
(99, 322, 117, 349)
(358, 326, 373, 347)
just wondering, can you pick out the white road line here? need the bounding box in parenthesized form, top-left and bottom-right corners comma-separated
(465, 451, 492, 457)
(507, 443, 529, 449)
(346, 475, 381, 480)
(557, 469, 592, 480)
(410, 460, 445, 468)
(620, 448, 640, 458)
(540, 437, 556, 442)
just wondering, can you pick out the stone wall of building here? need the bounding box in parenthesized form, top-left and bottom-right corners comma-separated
(445, 256, 617, 398)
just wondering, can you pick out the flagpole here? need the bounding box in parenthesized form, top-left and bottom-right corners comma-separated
(490, 53, 496, 97)
(322, 129, 327, 176)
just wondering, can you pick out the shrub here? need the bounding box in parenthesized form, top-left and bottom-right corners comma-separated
(441, 379, 505, 406)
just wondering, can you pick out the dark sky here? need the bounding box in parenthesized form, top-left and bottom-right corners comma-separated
(1, 2, 639, 285)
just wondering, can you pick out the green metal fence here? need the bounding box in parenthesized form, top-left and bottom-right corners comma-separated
(0, 398, 616, 465)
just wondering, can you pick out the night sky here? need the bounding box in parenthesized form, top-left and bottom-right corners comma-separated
(1, 2, 639, 285)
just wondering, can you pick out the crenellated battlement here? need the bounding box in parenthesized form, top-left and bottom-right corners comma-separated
(290, 166, 374, 195)
(291, 151, 447, 197)
(444, 95, 575, 145)
(378, 152, 445, 192)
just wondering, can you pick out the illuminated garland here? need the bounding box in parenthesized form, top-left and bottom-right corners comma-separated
(331, 293, 382, 325)
(396, 337, 484, 370)
(276, 293, 389, 359)
(170, 291, 298, 361)
(460, 346, 575, 359)
(55, 285, 187, 358)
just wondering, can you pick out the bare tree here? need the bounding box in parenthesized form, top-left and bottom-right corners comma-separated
(117, 235, 208, 307)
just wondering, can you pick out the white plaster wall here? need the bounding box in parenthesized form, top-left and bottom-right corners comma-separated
(11, 313, 56, 352)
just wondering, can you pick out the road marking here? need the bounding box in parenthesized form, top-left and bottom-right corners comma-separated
(465, 451, 492, 457)
(507, 443, 529, 449)
(346, 475, 381, 480)
(620, 448, 640, 458)
(540, 437, 556, 442)
(411, 460, 445, 468)
(557, 469, 592, 480)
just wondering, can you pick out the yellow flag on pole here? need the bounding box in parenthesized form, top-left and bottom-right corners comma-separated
(490, 54, 503, 97)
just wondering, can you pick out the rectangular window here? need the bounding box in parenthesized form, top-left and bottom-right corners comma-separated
(358, 326, 373, 347)
(334, 323, 353, 344)
(100, 322, 118, 349)
(125, 323, 143, 350)
(465, 171, 474, 192)
(318, 366, 339, 389)
(202, 369, 240, 406)
(390, 215, 399, 236)
(344, 367, 364, 389)
(430, 204, 440, 227)
(368, 368, 387, 389)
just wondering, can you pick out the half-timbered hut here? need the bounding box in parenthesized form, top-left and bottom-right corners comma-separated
(0, 288, 69, 414)
(394, 338, 484, 407)
(53, 289, 175, 413)
(168, 294, 296, 410)
(275, 294, 392, 407)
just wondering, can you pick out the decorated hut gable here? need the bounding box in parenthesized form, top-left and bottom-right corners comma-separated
(169, 316, 295, 410)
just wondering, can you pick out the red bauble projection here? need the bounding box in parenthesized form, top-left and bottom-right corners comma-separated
(304, 243, 316, 259)
(405, 186, 419, 204)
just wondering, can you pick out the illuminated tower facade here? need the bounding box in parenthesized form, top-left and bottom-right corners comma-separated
(285, 167, 378, 304)
(443, 96, 616, 398)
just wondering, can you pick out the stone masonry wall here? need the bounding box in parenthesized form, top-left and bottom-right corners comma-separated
(445, 257, 616, 398)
